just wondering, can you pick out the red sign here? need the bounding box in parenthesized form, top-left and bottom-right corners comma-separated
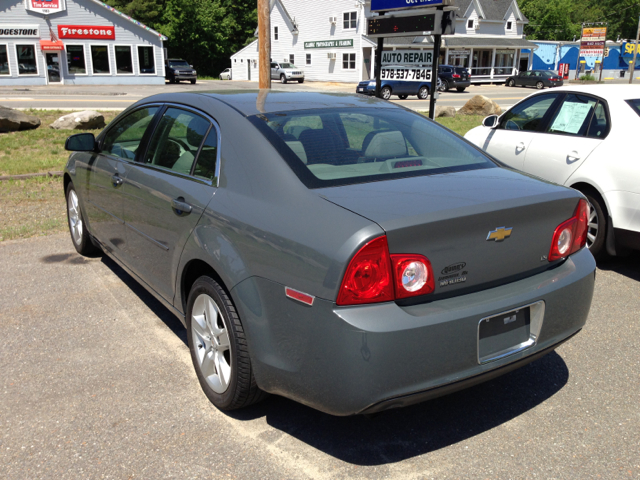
(31, 0, 60, 8)
(559, 63, 570, 79)
(26, 0, 66, 14)
(40, 40, 64, 51)
(58, 25, 115, 40)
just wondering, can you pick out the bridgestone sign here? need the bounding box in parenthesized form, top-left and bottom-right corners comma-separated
(0, 25, 40, 37)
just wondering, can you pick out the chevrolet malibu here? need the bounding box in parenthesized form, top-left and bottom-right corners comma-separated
(63, 92, 595, 416)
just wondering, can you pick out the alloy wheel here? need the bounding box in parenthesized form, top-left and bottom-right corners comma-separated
(67, 189, 83, 246)
(191, 294, 232, 394)
(586, 200, 599, 249)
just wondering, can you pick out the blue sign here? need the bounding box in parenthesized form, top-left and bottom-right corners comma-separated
(371, 0, 447, 12)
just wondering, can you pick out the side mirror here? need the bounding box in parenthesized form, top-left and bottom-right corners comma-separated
(65, 133, 97, 152)
(482, 115, 499, 128)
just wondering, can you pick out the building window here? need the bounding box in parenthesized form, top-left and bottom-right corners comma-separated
(306, 53, 311, 65)
(507, 21, 513, 30)
(467, 19, 474, 29)
(0, 45, 9, 75)
(343, 12, 357, 30)
(90, 45, 110, 74)
(289, 54, 295, 64)
(138, 46, 155, 74)
(66, 45, 86, 74)
(274, 26, 279, 41)
(115, 46, 133, 74)
(16, 44, 38, 75)
(343, 53, 356, 70)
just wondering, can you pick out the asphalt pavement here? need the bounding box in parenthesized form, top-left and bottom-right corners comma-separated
(1, 233, 639, 479)
(0, 79, 531, 111)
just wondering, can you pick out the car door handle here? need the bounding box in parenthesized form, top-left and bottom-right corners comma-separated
(567, 151, 581, 162)
(171, 198, 192, 216)
(516, 142, 526, 151)
(111, 174, 123, 187)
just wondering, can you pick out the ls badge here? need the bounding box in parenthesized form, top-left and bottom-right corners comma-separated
(487, 227, 513, 242)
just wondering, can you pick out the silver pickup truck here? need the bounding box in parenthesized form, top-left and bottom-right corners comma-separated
(270, 62, 304, 84)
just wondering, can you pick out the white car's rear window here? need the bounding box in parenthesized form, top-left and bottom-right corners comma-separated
(626, 99, 640, 116)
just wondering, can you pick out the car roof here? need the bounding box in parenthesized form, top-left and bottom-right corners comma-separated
(543, 84, 640, 100)
(191, 91, 400, 116)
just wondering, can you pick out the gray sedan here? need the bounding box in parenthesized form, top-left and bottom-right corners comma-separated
(63, 92, 595, 416)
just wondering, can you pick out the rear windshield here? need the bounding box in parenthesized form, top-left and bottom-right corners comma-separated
(542, 71, 556, 77)
(626, 99, 640, 116)
(249, 107, 496, 188)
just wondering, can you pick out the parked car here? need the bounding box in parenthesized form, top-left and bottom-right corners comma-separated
(505, 70, 563, 89)
(465, 85, 640, 259)
(357, 77, 431, 100)
(165, 58, 197, 84)
(270, 62, 304, 83)
(63, 91, 595, 416)
(437, 65, 471, 92)
(219, 68, 232, 80)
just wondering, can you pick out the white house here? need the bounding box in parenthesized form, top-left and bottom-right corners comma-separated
(230, 0, 536, 83)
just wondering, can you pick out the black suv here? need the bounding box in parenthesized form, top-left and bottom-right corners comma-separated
(165, 58, 197, 84)
(437, 65, 471, 92)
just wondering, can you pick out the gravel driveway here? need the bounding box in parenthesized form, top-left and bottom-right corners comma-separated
(1, 234, 639, 479)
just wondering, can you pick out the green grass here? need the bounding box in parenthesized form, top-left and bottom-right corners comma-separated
(431, 114, 484, 136)
(0, 109, 119, 176)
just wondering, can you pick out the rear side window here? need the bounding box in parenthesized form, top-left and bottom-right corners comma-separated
(626, 99, 640, 116)
(249, 107, 495, 188)
(500, 93, 559, 132)
(101, 107, 159, 160)
(547, 94, 597, 136)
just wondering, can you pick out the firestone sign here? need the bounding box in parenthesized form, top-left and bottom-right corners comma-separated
(24, 0, 67, 15)
(58, 25, 115, 40)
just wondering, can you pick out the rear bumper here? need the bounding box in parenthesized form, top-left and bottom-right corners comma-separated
(232, 248, 595, 416)
(448, 79, 471, 88)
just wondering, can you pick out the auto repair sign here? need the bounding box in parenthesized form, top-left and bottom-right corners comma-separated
(25, 0, 67, 15)
(58, 25, 115, 40)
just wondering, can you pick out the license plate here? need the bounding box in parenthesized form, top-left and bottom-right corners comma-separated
(358, 88, 364, 92)
(478, 306, 532, 363)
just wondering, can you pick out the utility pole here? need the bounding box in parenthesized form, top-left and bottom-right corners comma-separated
(258, 0, 271, 89)
(629, 15, 640, 84)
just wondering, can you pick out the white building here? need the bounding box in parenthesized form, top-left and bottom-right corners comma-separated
(230, 0, 536, 83)
(0, 0, 167, 85)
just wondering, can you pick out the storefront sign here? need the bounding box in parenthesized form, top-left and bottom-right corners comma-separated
(40, 40, 64, 50)
(622, 42, 639, 58)
(25, 0, 67, 15)
(382, 49, 432, 65)
(58, 25, 115, 40)
(579, 27, 606, 57)
(371, 0, 452, 12)
(448, 49, 469, 58)
(0, 25, 40, 37)
(304, 39, 353, 49)
(381, 66, 431, 81)
(559, 63, 570, 79)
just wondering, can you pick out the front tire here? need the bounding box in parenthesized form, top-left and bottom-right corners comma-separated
(66, 182, 97, 256)
(280, 74, 287, 84)
(456, 87, 466, 92)
(536, 81, 544, 89)
(418, 86, 429, 100)
(380, 86, 392, 100)
(508, 79, 515, 87)
(186, 276, 266, 410)
(191, 79, 196, 84)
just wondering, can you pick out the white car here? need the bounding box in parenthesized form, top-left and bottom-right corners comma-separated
(465, 85, 640, 259)
(219, 68, 232, 80)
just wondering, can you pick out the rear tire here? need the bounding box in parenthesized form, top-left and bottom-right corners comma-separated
(440, 79, 450, 92)
(380, 86, 392, 100)
(536, 81, 544, 89)
(418, 86, 429, 100)
(456, 87, 466, 92)
(581, 190, 609, 260)
(186, 276, 267, 410)
(508, 79, 515, 87)
(66, 182, 97, 256)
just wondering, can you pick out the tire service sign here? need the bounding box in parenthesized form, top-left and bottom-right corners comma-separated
(25, 0, 66, 15)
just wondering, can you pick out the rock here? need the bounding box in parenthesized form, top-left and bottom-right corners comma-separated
(50, 110, 105, 130)
(457, 95, 502, 116)
(434, 106, 456, 118)
(0, 106, 41, 132)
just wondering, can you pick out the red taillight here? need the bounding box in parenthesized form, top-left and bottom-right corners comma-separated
(391, 254, 435, 299)
(549, 199, 589, 261)
(337, 236, 435, 306)
(337, 236, 394, 306)
(452, 73, 461, 79)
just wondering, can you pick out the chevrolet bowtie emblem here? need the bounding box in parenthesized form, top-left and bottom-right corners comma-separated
(487, 227, 513, 242)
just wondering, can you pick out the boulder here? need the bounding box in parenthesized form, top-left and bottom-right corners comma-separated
(0, 106, 41, 133)
(434, 106, 456, 118)
(50, 110, 105, 130)
(457, 95, 502, 116)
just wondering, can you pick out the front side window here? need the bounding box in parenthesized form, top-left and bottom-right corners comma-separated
(91, 45, 110, 74)
(0, 45, 9, 75)
(547, 94, 598, 136)
(101, 107, 159, 160)
(138, 46, 155, 74)
(344, 11, 357, 29)
(115, 46, 133, 74)
(249, 108, 495, 188)
(500, 94, 560, 132)
(343, 53, 356, 70)
(144, 108, 210, 175)
(16, 45, 37, 75)
(66, 45, 86, 74)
